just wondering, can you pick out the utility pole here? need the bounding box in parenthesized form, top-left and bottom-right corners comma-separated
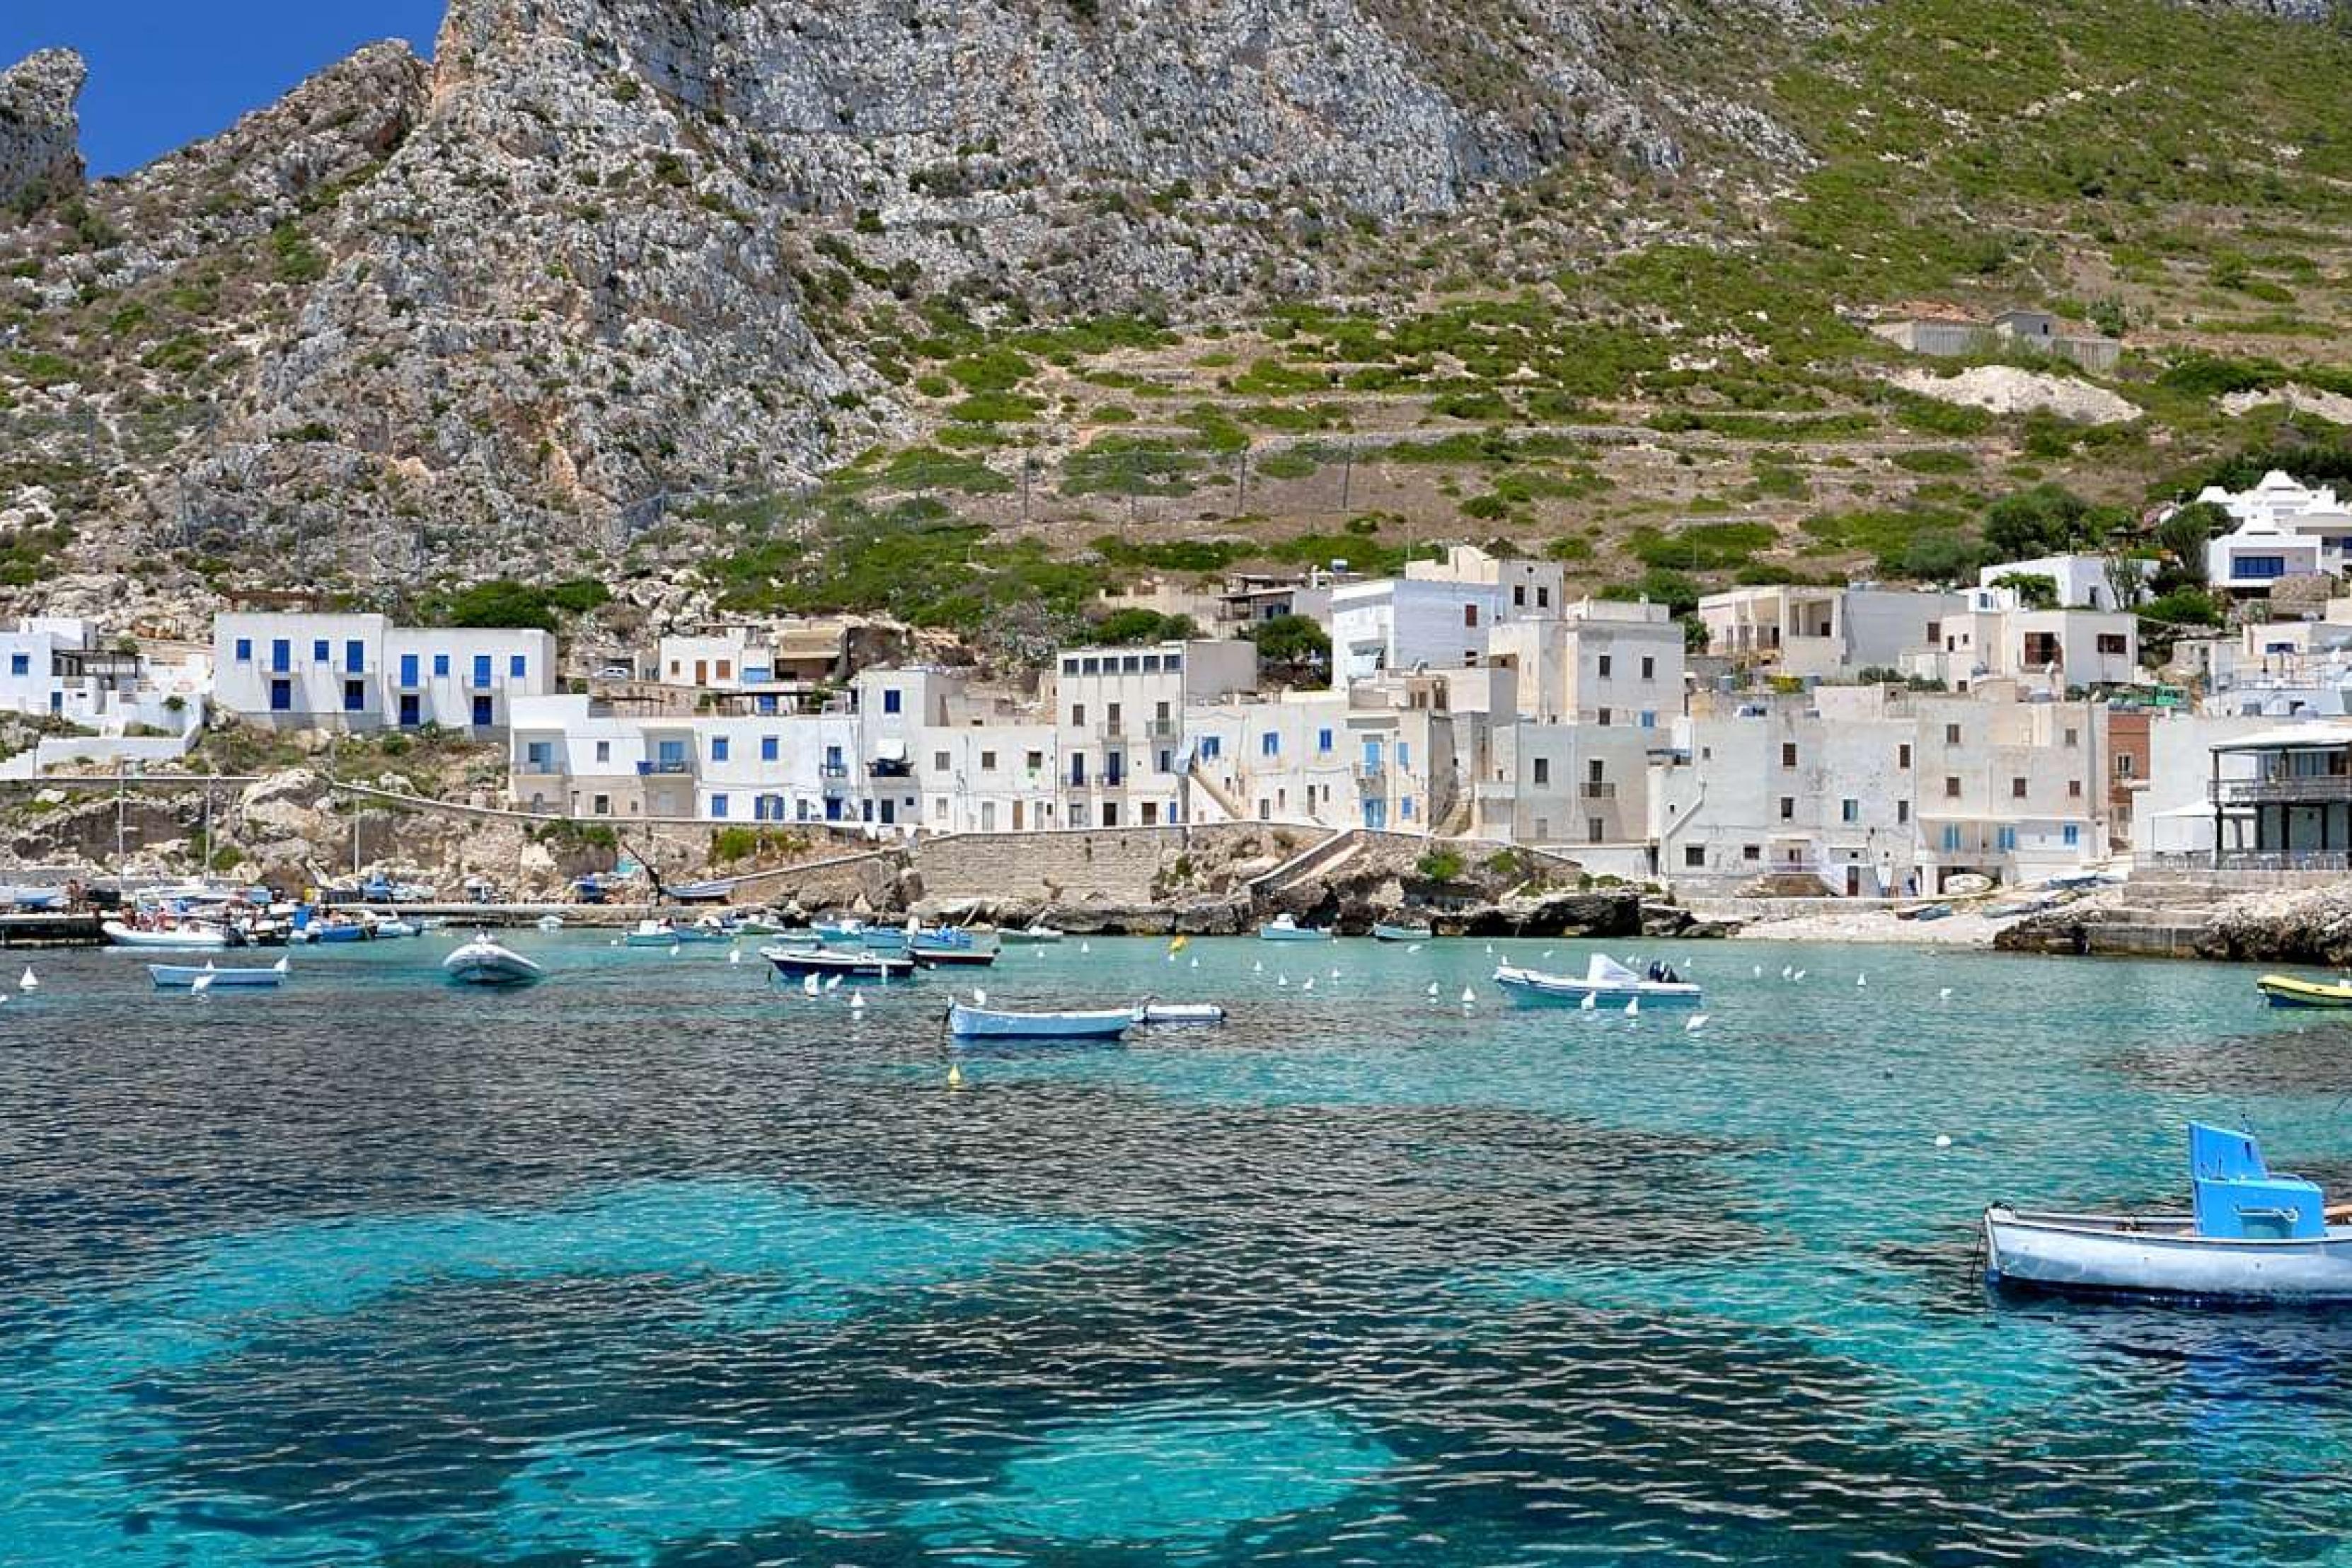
(1234, 448, 1248, 517)
(1339, 442, 1354, 514)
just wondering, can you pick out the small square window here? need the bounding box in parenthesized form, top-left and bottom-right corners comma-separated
(2012, 777, 2028, 799)
(1945, 776, 1961, 798)
(1684, 846, 1705, 867)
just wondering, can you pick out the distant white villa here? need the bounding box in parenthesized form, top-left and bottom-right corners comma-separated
(2201, 470, 2352, 592)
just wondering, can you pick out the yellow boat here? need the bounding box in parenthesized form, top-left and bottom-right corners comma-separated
(2256, 974, 2352, 1008)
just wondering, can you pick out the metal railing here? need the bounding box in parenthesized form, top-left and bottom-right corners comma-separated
(2213, 776, 2352, 805)
(1580, 782, 1618, 799)
(636, 759, 691, 776)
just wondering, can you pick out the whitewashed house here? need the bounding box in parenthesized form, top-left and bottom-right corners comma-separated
(216, 613, 555, 734)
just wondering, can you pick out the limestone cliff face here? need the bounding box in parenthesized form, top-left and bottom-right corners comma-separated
(0, 47, 84, 210)
(207, 0, 1813, 553)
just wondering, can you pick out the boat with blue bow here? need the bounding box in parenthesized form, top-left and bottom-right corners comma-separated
(1983, 1124, 2352, 1302)
(1371, 921, 1434, 942)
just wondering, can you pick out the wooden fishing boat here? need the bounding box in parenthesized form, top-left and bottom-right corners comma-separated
(1985, 1124, 2352, 1302)
(1371, 921, 1434, 942)
(148, 958, 288, 989)
(1493, 955, 1702, 1008)
(761, 945, 915, 981)
(442, 935, 544, 986)
(2256, 974, 2352, 1008)
(948, 1000, 1133, 1040)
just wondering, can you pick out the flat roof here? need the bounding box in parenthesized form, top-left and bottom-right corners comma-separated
(2210, 725, 2352, 753)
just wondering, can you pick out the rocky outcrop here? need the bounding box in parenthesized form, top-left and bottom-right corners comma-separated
(0, 48, 83, 210)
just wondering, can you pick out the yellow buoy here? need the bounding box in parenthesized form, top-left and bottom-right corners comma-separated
(947, 1061, 964, 1090)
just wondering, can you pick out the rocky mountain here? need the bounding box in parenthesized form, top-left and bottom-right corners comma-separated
(3, 0, 2351, 634)
(0, 49, 83, 210)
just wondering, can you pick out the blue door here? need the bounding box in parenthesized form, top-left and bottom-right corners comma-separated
(398, 653, 419, 686)
(270, 639, 290, 673)
(473, 655, 492, 689)
(471, 695, 492, 727)
(345, 640, 365, 674)
(398, 693, 420, 727)
(1365, 799, 1388, 831)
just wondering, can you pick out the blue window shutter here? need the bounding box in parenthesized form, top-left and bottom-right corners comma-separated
(761, 737, 778, 762)
(313, 640, 328, 662)
(434, 653, 449, 677)
(711, 794, 728, 819)
(712, 737, 729, 762)
(511, 654, 526, 679)
(235, 638, 252, 663)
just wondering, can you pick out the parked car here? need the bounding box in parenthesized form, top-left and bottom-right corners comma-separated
(594, 662, 635, 681)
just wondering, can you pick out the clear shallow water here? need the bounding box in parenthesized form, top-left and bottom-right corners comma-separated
(4, 933, 2352, 1564)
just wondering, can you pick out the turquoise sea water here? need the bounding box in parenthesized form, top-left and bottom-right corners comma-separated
(4, 933, 2352, 1564)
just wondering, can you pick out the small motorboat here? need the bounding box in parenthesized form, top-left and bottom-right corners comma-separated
(668, 879, 734, 903)
(536, 914, 566, 932)
(1984, 1123, 2352, 1302)
(149, 958, 288, 989)
(1492, 955, 1702, 1008)
(0, 885, 66, 911)
(911, 938, 999, 969)
(623, 918, 730, 947)
(761, 945, 914, 981)
(2256, 974, 2352, 1009)
(812, 916, 867, 942)
(996, 922, 1065, 945)
(371, 916, 422, 939)
(442, 935, 544, 986)
(1135, 1001, 1226, 1026)
(1371, 921, 1434, 942)
(1893, 902, 1953, 922)
(1258, 913, 1331, 942)
(949, 999, 1133, 1041)
(104, 919, 229, 950)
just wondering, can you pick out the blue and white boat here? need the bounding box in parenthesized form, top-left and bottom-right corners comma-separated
(1493, 955, 1701, 1008)
(1984, 1124, 2352, 1302)
(1257, 913, 1331, 942)
(762, 945, 913, 981)
(812, 916, 867, 942)
(149, 957, 288, 989)
(948, 998, 1132, 1041)
(1371, 921, 1434, 942)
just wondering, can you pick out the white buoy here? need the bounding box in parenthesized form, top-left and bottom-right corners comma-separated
(1460, 986, 1477, 1006)
(1485, 943, 1494, 955)
(667, 942, 681, 956)
(1425, 981, 1440, 997)
(1080, 941, 1091, 955)
(1792, 968, 1806, 981)
(1189, 956, 1199, 969)
(1624, 996, 1639, 1018)
(1857, 973, 1867, 988)
(1168, 950, 1177, 964)
(825, 974, 842, 992)
(1939, 986, 1953, 1000)
(1935, 1134, 1953, 1149)
(1252, 960, 1263, 974)
(1328, 967, 1340, 980)
(1685, 1013, 1708, 1032)
(192, 972, 214, 995)
(1276, 974, 1289, 988)
(1303, 977, 1315, 992)
(849, 992, 866, 1013)
(17, 965, 35, 991)
(973, 987, 988, 1007)
(729, 949, 742, 964)
(1579, 991, 1597, 1013)
(1407, 943, 1422, 954)
(1753, 964, 1763, 978)
(1780, 965, 1792, 979)
(802, 974, 819, 996)
(272, 955, 291, 974)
